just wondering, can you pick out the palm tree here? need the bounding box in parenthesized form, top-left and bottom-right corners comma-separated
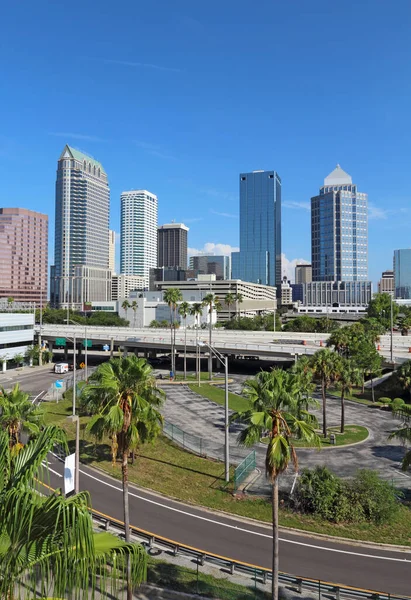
(13, 353, 24, 367)
(336, 359, 361, 433)
(397, 361, 411, 400)
(291, 355, 315, 404)
(389, 405, 411, 471)
(0, 383, 42, 446)
(122, 299, 131, 323)
(202, 293, 220, 380)
(224, 292, 235, 321)
(83, 355, 163, 599)
(131, 300, 138, 328)
(311, 349, 341, 438)
(190, 302, 203, 380)
(0, 425, 147, 599)
(235, 292, 243, 318)
(163, 288, 183, 375)
(178, 301, 190, 380)
(233, 369, 320, 600)
(326, 328, 351, 357)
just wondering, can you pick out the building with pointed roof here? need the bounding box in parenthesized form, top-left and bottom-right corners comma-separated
(311, 165, 368, 283)
(51, 145, 111, 308)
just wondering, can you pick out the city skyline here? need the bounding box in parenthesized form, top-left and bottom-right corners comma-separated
(1, 2, 411, 286)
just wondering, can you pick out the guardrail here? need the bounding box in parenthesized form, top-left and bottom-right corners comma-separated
(91, 508, 410, 600)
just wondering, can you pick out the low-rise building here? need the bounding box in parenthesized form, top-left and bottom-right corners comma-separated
(301, 281, 372, 308)
(378, 270, 394, 296)
(0, 311, 34, 370)
(280, 277, 293, 306)
(112, 274, 146, 300)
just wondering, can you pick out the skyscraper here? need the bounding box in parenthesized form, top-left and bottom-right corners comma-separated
(52, 145, 110, 307)
(394, 250, 411, 299)
(120, 190, 158, 286)
(157, 223, 188, 269)
(311, 165, 368, 282)
(231, 170, 281, 288)
(0, 208, 48, 305)
(189, 255, 231, 280)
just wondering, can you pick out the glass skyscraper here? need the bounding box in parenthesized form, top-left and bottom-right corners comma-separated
(394, 249, 411, 299)
(311, 165, 368, 282)
(231, 170, 281, 287)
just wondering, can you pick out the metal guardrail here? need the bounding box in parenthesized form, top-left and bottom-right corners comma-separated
(91, 508, 410, 600)
(234, 450, 256, 491)
(163, 420, 204, 456)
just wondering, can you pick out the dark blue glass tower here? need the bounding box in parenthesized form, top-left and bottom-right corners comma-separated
(231, 170, 281, 287)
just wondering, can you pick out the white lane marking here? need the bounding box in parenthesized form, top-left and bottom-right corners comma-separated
(80, 470, 411, 563)
(31, 391, 45, 404)
(41, 460, 63, 478)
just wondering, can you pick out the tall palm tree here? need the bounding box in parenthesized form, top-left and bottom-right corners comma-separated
(0, 383, 42, 446)
(233, 369, 320, 600)
(131, 300, 138, 328)
(178, 301, 190, 380)
(336, 359, 361, 433)
(202, 293, 220, 380)
(224, 292, 235, 321)
(311, 349, 341, 437)
(163, 288, 183, 375)
(291, 355, 315, 404)
(389, 405, 411, 471)
(83, 355, 163, 600)
(0, 425, 147, 599)
(235, 292, 243, 318)
(122, 299, 131, 323)
(190, 302, 203, 380)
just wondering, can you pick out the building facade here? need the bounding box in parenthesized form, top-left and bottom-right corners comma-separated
(302, 280, 372, 307)
(0, 208, 48, 305)
(120, 190, 158, 287)
(378, 270, 394, 296)
(71, 266, 112, 308)
(0, 312, 34, 369)
(189, 255, 231, 280)
(280, 277, 293, 306)
(157, 223, 188, 269)
(295, 263, 312, 284)
(311, 165, 368, 282)
(109, 230, 116, 273)
(149, 267, 187, 291)
(394, 250, 411, 299)
(231, 170, 281, 288)
(52, 145, 110, 307)
(112, 274, 146, 300)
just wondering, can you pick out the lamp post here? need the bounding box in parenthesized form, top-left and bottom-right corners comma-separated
(198, 341, 229, 482)
(70, 320, 88, 383)
(390, 296, 394, 364)
(38, 279, 43, 366)
(67, 330, 80, 495)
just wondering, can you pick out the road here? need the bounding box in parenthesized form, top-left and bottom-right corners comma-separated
(0, 364, 71, 397)
(43, 454, 411, 596)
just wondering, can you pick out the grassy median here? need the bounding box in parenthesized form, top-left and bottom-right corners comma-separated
(40, 399, 411, 546)
(188, 383, 249, 412)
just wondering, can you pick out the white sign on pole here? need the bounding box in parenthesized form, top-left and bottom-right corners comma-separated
(64, 453, 76, 495)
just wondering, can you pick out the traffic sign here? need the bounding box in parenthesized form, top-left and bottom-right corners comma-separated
(55, 338, 66, 346)
(82, 340, 92, 348)
(55, 380, 64, 389)
(79, 362, 85, 369)
(103, 344, 110, 352)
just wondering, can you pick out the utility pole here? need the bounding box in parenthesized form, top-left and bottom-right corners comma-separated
(390, 295, 394, 364)
(38, 278, 43, 366)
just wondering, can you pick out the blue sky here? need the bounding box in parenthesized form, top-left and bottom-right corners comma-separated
(1, 0, 410, 283)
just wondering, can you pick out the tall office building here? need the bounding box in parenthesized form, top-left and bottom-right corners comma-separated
(189, 255, 231, 280)
(157, 223, 188, 269)
(378, 270, 394, 296)
(311, 165, 368, 282)
(0, 208, 48, 305)
(394, 250, 411, 299)
(295, 263, 312, 284)
(109, 230, 116, 273)
(231, 170, 281, 288)
(120, 190, 158, 286)
(51, 145, 110, 307)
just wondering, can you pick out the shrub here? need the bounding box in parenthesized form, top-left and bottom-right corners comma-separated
(349, 469, 400, 524)
(391, 398, 405, 412)
(379, 397, 392, 404)
(295, 466, 342, 521)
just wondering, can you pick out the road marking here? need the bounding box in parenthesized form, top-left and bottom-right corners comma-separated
(31, 391, 45, 404)
(80, 469, 411, 563)
(41, 460, 63, 478)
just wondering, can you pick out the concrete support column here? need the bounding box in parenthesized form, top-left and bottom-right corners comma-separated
(2, 360, 6, 372)
(64, 346, 68, 361)
(48, 341, 54, 363)
(110, 337, 114, 358)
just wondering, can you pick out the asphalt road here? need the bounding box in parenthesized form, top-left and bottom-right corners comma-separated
(0, 364, 73, 396)
(43, 454, 411, 596)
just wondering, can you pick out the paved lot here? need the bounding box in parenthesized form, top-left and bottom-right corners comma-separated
(162, 379, 411, 494)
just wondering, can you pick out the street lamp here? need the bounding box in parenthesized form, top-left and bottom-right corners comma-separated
(70, 320, 88, 382)
(65, 329, 80, 495)
(198, 341, 230, 482)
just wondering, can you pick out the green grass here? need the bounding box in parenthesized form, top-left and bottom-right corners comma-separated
(188, 383, 249, 412)
(148, 557, 269, 599)
(174, 372, 225, 382)
(262, 425, 369, 448)
(40, 399, 411, 546)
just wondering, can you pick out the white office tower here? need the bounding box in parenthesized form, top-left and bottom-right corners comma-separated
(109, 230, 116, 272)
(120, 190, 158, 288)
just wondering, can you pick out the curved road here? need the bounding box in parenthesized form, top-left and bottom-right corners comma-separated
(44, 454, 411, 596)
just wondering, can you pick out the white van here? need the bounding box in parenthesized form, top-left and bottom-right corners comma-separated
(54, 363, 69, 374)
